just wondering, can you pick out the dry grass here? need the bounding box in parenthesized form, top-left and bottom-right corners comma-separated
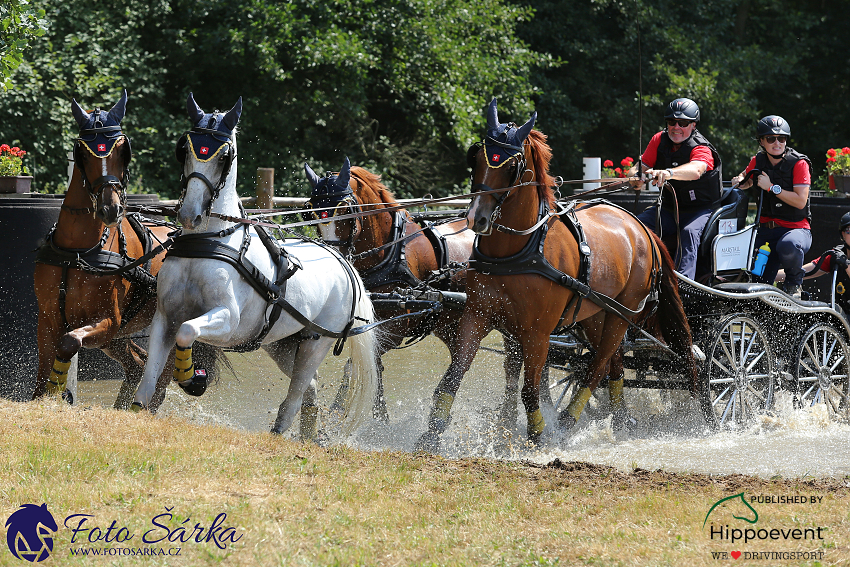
(0, 399, 848, 566)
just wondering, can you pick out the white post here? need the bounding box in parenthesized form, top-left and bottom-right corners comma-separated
(67, 151, 75, 185)
(583, 157, 601, 191)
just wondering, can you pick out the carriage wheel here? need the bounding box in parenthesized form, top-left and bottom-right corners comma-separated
(793, 323, 850, 421)
(700, 314, 775, 429)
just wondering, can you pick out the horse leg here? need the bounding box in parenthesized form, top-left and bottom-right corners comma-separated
(271, 337, 334, 436)
(132, 311, 178, 409)
(104, 339, 146, 410)
(38, 318, 116, 402)
(606, 345, 637, 431)
(169, 305, 238, 397)
(264, 339, 324, 443)
(518, 332, 551, 444)
(559, 315, 629, 429)
(496, 333, 523, 430)
(34, 316, 63, 399)
(414, 311, 491, 453)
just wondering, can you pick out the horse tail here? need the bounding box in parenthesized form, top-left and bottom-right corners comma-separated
(648, 231, 699, 396)
(340, 269, 380, 433)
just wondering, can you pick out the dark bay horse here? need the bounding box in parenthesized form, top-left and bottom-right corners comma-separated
(416, 99, 697, 450)
(305, 159, 527, 426)
(32, 91, 180, 409)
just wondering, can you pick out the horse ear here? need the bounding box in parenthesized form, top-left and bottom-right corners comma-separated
(515, 111, 537, 143)
(486, 98, 499, 131)
(186, 92, 205, 125)
(107, 89, 128, 124)
(304, 162, 320, 189)
(222, 97, 242, 131)
(71, 98, 91, 129)
(337, 156, 351, 189)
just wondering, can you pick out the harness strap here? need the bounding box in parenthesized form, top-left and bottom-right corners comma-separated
(360, 211, 422, 289)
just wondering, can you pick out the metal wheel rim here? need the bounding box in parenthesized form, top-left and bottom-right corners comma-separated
(794, 323, 850, 421)
(704, 315, 774, 428)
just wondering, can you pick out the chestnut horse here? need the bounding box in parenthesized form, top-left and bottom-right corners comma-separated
(305, 159, 527, 427)
(415, 99, 698, 450)
(33, 91, 180, 409)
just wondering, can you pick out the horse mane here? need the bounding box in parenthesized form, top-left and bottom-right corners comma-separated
(526, 129, 556, 207)
(350, 166, 398, 209)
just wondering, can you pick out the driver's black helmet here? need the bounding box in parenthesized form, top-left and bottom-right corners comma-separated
(757, 115, 791, 138)
(664, 98, 700, 122)
(840, 211, 850, 234)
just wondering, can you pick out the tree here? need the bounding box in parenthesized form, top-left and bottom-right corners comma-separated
(0, 0, 47, 90)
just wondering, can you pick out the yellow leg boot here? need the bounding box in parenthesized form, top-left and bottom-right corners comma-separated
(561, 386, 593, 429)
(608, 376, 636, 431)
(173, 345, 194, 386)
(46, 357, 72, 395)
(526, 408, 545, 443)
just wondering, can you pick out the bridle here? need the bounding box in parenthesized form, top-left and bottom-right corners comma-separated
(73, 120, 131, 216)
(174, 122, 235, 218)
(304, 175, 362, 249)
(467, 133, 532, 236)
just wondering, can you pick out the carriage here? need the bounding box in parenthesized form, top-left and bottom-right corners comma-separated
(340, 160, 850, 434)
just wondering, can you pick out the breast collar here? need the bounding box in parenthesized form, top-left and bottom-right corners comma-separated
(360, 210, 421, 290)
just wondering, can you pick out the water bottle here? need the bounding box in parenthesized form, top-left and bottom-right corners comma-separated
(752, 242, 771, 276)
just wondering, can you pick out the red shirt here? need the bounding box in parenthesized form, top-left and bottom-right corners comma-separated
(743, 156, 811, 230)
(640, 131, 715, 170)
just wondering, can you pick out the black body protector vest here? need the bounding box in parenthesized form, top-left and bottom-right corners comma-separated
(655, 129, 723, 212)
(754, 148, 812, 223)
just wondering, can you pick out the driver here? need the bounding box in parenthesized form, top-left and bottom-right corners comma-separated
(731, 115, 812, 299)
(776, 212, 850, 312)
(634, 97, 723, 279)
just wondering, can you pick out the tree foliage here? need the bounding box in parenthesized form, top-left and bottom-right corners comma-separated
(0, 0, 48, 90)
(0, 0, 846, 198)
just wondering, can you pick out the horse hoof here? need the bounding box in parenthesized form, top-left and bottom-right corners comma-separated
(413, 430, 441, 453)
(61, 390, 74, 405)
(612, 410, 638, 432)
(558, 411, 577, 430)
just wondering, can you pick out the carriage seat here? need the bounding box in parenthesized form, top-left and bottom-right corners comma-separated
(699, 187, 748, 251)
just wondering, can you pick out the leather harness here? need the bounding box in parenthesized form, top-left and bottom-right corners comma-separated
(469, 198, 661, 334)
(35, 213, 158, 332)
(167, 223, 361, 354)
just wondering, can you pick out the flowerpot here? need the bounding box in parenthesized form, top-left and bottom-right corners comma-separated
(829, 174, 835, 190)
(833, 175, 850, 194)
(0, 175, 33, 194)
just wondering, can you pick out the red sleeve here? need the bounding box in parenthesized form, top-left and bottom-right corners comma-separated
(689, 146, 714, 171)
(813, 254, 833, 271)
(640, 132, 663, 168)
(793, 159, 811, 185)
(743, 156, 757, 173)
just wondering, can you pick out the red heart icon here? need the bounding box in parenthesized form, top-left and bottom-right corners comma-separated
(731, 551, 741, 559)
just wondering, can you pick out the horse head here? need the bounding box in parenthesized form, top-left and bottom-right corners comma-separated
(466, 98, 537, 235)
(175, 92, 242, 230)
(304, 157, 360, 247)
(71, 90, 132, 227)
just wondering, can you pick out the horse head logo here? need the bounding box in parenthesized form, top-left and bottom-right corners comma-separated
(5, 504, 58, 562)
(703, 492, 759, 528)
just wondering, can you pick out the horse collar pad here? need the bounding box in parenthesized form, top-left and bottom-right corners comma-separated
(483, 135, 523, 169)
(186, 131, 230, 162)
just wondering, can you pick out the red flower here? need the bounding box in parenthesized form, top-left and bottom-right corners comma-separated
(621, 157, 634, 167)
(843, 147, 850, 155)
(18, 150, 25, 156)
(828, 148, 838, 157)
(603, 159, 613, 167)
(10, 147, 19, 154)
(614, 167, 622, 174)
(828, 157, 837, 164)
(0, 144, 9, 153)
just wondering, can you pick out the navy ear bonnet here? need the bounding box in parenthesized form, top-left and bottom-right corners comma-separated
(72, 89, 130, 161)
(176, 93, 242, 164)
(304, 157, 353, 216)
(480, 98, 537, 169)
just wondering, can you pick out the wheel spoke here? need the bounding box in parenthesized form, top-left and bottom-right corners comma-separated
(799, 358, 817, 376)
(745, 349, 766, 373)
(712, 385, 732, 408)
(710, 357, 733, 376)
